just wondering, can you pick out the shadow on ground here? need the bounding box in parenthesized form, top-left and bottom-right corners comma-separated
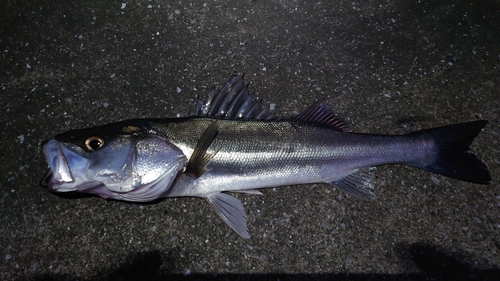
(33, 242, 499, 281)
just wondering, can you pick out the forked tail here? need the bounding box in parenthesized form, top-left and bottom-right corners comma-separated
(407, 120, 490, 184)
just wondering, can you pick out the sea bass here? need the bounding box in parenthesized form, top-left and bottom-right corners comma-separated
(41, 74, 491, 238)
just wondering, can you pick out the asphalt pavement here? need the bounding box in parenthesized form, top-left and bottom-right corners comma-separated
(1, 0, 499, 280)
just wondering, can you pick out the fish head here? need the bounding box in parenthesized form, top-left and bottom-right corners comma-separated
(41, 121, 187, 202)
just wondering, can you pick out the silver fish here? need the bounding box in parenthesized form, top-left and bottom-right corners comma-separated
(41, 74, 491, 238)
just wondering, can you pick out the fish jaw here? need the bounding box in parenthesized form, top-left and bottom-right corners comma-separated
(41, 140, 93, 192)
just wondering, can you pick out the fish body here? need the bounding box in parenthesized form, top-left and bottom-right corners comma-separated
(158, 118, 435, 198)
(41, 74, 491, 238)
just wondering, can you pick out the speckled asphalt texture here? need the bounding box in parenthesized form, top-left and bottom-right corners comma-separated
(1, 0, 499, 280)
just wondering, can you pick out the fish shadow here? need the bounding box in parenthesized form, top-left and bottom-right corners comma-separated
(45, 190, 168, 205)
(32, 242, 499, 281)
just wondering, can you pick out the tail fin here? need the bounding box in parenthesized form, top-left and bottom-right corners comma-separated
(408, 120, 490, 184)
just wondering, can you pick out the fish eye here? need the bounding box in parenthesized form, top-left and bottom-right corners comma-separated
(85, 136, 104, 151)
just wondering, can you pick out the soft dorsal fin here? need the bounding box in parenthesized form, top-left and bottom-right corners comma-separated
(184, 121, 220, 177)
(195, 73, 274, 120)
(293, 101, 352, 132)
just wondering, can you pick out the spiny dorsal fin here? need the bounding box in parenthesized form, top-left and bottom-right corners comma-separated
(293, 101, 352, 132)
(195, 73, 274, 120)
(184, 121, 220, 177)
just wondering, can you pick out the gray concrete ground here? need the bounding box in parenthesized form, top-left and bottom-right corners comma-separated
(1, 0, 499, 280)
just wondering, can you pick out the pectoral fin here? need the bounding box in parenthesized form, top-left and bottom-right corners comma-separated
(204, 192, 250, 239)
(184, 121, 220, 177)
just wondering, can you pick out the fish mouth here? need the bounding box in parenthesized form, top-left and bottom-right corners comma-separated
(40, 170, 55, 187)
(40, 140, 91, 191)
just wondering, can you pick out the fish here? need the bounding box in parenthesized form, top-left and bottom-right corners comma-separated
(40, 73, 491, 238)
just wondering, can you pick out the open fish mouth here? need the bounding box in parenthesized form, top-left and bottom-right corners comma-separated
(40, 140, 91, 191)
(40, 170, 55, 187)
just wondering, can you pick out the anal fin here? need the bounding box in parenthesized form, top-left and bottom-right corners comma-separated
(329, 168, 376, 199)
(204, 192, 250, 239)
(231, 189, 263, 195)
